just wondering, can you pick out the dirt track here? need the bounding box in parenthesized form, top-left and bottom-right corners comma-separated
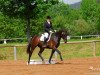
(0, 58, 100, 75)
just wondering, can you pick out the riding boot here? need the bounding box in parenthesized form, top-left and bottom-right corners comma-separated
(42, 39, 48, 47)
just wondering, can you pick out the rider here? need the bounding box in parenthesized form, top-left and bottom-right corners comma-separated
(43, 16, 54, 47)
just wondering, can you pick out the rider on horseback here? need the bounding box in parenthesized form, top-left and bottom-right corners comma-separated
(43, 16, 55, 47)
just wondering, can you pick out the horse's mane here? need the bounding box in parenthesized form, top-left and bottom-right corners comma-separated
(55, 29, 67, 35)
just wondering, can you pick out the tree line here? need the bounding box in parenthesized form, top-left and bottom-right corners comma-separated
(0, 0, 100, 40)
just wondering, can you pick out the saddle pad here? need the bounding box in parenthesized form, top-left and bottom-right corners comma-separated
(40, 32, 48, 41)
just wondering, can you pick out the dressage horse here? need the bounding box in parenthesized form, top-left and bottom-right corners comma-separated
(27, 29, 68, 64)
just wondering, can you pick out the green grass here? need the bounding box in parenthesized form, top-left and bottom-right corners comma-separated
(0, 38, 100, 60)
(59, 43, 93, 59)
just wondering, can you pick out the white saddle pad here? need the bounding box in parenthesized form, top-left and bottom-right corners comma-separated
(40, 32, 49, 41)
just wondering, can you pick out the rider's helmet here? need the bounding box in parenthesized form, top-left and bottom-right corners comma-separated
(46, 16, 51, 19)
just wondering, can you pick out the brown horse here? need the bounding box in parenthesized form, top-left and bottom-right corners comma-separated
(27, 29, 68, 64)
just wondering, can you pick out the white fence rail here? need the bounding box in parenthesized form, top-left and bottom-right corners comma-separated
(0, 35, 99, 44)
(69, 35, 100, 40)
(0, 38, 26, 44)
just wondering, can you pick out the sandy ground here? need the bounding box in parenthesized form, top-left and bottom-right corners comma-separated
(0, 58, 100, 75)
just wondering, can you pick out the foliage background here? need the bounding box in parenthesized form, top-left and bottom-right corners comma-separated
(0, 0, 100, 39)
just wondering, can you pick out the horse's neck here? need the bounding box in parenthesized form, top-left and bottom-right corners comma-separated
(54, 32, 62, 47)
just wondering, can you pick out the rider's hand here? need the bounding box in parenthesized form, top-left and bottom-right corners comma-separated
(50, 31, 53, 33)
(54, 30, 56, 32)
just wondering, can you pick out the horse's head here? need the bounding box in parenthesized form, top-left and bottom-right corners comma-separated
(60, 29, 67, 43)
(55, 29, 68, 43)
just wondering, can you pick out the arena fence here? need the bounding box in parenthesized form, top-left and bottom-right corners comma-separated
(66, 40, 100, 57)
(69, 35, 100, 40)
(0, 40, 100, 60)
(0, 35, 99, 44)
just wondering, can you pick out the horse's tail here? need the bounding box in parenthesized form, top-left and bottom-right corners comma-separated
(26, 35, 38, 54)
(27, 42, 31, 54)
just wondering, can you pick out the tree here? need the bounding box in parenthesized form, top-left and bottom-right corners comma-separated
(46, 3, 70, 29)
(46, 3, 82, 35)
(0, 0, 37, 41)
(81, 0, 97, 20)
(96, 2, 100, 34)
(73, 19, 96, 35)
(81, 0, 100, 34)
(0, 0, 59, 41)
(0, 12, 26, 38)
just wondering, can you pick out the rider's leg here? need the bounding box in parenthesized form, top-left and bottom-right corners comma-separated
(43, 38, 48, 47)
(43, 32, 50, 47)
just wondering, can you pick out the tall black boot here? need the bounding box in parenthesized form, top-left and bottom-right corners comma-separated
(42, 38, 48, 47)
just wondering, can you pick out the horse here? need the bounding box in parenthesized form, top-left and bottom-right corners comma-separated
(27, 29, 68, 64)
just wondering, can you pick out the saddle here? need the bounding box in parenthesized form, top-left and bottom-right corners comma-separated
(40, 31, 54, 42)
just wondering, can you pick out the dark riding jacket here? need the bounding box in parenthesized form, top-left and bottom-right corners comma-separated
(44, 21, 54, 34)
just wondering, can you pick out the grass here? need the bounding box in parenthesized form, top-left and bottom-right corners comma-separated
(59, 43, 93, 59)
(0, 38, 100, 60)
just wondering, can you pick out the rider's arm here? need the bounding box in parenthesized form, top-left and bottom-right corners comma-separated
(50, 22, 55, 32)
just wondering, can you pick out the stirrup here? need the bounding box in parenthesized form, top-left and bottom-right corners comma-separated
(42, 44, 47, 47)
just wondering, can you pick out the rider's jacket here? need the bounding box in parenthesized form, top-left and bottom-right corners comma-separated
(44, 21, 54, 34)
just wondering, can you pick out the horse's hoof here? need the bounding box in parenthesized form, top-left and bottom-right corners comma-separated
(27, 62, 30, 65)
(60, 61, 64, 64)
(49, 61, 51, 64)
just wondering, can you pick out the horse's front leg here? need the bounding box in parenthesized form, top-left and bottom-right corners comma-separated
(49, 49, 55, 64)
(55, 49, 63, 61)
(38, 48, 45, 63)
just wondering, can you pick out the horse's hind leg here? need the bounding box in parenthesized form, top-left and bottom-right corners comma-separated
(28, 52, 32, 65)
(38, 48, 45, 63)
(49, 50, 55, 64)
(28, 46, 36, 65)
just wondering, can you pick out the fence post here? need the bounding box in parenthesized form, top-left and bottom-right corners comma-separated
(4, 39, 7, 44)
(14, 46, 17, 60)
(81, 36, 83, 40)
(93, 41, 96, 57)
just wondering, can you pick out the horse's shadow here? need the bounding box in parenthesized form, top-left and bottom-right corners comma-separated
(55, 62, 72, 65)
